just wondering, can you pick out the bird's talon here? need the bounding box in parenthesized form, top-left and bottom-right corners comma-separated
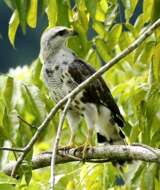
(58, 145, 75, 151)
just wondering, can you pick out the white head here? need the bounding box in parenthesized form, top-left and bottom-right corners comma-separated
(40, 26, 77, 61)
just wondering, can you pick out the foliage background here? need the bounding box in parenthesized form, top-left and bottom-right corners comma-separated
(0, 0, 160, 189)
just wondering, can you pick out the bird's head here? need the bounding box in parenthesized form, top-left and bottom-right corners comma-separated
(40, 26, 77, 61)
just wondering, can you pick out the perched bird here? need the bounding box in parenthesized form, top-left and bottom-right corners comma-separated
(40, 26, 126, 149)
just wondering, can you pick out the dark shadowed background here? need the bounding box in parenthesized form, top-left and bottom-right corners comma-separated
(0, 0, 142, 73)
(0, 1, 47, 73)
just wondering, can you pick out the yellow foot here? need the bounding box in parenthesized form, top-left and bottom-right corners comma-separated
(58, 144, 76, 151)
(74, 143, 91, 161)
(82, 143, 90, 160)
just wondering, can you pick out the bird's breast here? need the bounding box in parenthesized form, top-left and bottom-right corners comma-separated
(43, 62, 67, 101)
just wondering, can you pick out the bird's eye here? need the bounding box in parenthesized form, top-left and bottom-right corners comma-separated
(58, 30, 68, 36)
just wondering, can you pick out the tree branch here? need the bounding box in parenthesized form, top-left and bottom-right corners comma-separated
(3, 145, 160, 176)
(10, 18, 160, 177)
(50, 98, 72, 190)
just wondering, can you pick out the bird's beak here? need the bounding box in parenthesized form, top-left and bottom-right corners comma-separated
(68, 29, 78, 36)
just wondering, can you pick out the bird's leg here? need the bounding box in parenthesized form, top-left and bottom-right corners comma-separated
(86, 128, 94, 146)
(59, 131, 76, 151)
(82, 128, 94, 159)
(81, 106, 97, 160)
(58, 111, 80, 150)
(68, 132, 76, 148)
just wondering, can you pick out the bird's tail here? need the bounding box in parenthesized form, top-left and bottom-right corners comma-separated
(97, 128, 126, 145)
(97, 128, 127, 166)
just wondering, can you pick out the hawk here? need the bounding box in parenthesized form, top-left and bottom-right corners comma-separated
(40, 26, 126, 148)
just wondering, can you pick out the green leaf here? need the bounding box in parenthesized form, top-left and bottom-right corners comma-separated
(0, 100, 5, 127)
(27, 0, 38, 28)
(141, 164, 157, 190)
(95, 38, 111, 61)
(3, 0, 16, 9)
(155, 179, 160, 190)
(153, 43, 160, 81)
(108, 24, 122, 46)
(14, 0, 29, 34)
(95, 2, 106, 22)
(3, 76, 14, 108)
(134, 14, 146, 36)
(151, 130, 160, 147)
(46, 0, 57, 27)
(143, 0, 154, 22)
(99, 0, 108, 14)
(68, 36, 89, 58)
(86, 49, 101, 70)
(22, 85, 46, 123)
(31, 59, 43, 87)
(152, 0, 160, 22)
(0, 108, 18, 141)
(129, 125, 140, 143)
(56, 0, 70, 27)
(0, 172, 17, 184)
(123, 0, 139, 21)
(93, 21, 105, 37)
(148, 62, 154, 86)
(8, 10, 19, 46)
(21, 161, 32, 185)
(104, 4, 118, 27)
(126, 162, 145, 184)
(39, 0, 48, 15)
(140, 41, 155, 65)
(85, 0, 98, 18)
(0, 184, 15, 190)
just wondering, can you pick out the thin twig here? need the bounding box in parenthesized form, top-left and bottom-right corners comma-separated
(0, 147, 24, 152)
(10, 18, 160, 177)
(17, 115, 35, 128)
(50, 98, 72, 190)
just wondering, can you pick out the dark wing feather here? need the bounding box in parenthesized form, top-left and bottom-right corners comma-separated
(68, 59, 124, 127)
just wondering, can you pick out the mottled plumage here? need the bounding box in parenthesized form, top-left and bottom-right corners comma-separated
(40, 26, 126, 146)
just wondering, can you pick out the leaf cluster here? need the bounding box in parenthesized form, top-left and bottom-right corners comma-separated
(1, 0, 160, 189)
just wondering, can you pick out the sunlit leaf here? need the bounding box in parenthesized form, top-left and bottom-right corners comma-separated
(46, 0, 57, 27)
(22, 85, 46, 123)
(3, 76, 14, 108)
(95, 2, 106, 22)
(125, 162, 145, 184)
(143, 0, 154, 22)
(14, 0, 29, 34)
(27, 0, 38, 28)
(8, 10, 19, 46)
(123, 0, 139, 21)
(141, 164, 157, 190)
(85, 0, 98, 18)
(100, 0, 108, 14)
(93, 21, 105, 37)
(57, 0, 70, 27)
(86, 49, 101, 70)
(108, 24, 122, 46)
(21, 161, 32, 185)
(2, 0, 160, 188)
(152, 0, 160, 22)
(152, 43, 160, 81)
(0, 172, 17, 184)
(95, 38, 112, 61)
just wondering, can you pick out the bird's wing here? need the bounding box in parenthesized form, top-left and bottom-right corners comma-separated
(68, 58, 124, 127)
